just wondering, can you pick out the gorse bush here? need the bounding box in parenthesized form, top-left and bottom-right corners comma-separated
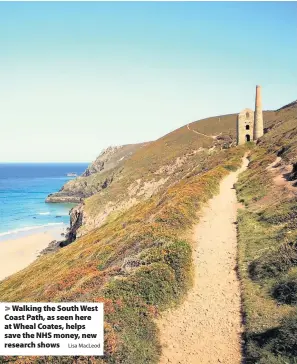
(271, 313, 297, 358)
(104, 262, 177, 307)
(259, 201, 297, 226)
(140, 240, 193, 291)
(272, 277, 297, 305)
(249, 242, 297, 280)
(246, 313, 297, 364)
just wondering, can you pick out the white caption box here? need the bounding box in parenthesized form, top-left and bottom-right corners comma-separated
(0, 302, 104, 356)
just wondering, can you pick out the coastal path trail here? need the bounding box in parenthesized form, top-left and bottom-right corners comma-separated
(157, 154, 249, 364)
(187, 123, 222, 140)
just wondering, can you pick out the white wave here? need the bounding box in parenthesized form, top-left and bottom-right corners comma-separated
(0, 223, 66, 238)
(38, 212, 50, 215)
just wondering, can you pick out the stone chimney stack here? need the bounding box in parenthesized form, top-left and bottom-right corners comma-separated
(254, 85, 264, 140)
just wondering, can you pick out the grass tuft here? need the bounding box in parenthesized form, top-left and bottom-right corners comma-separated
(272, 276, 297, 305)
(249, 242, 297, 280)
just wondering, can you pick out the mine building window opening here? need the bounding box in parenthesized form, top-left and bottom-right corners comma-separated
(245, 134, 251, 142)
(246, 112, 250, 118)
(246, 125, 250, 130)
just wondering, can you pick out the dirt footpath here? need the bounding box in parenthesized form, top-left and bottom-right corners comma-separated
(157, 155, 249, 364)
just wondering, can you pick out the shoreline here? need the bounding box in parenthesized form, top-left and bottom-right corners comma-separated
(0, 223, 68, 243)
(0, 225, 67, 282)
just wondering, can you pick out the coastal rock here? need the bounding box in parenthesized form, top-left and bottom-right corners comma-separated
(45, 143, 146, 204)
(121, 257, 144, 274)
(82, 145, 123, 177)
(288, 162, 297, 182)
(46, 196, 82, 203)
(39, 205, 85, 254)
(39, 240, 60, 256)
(66, 204, 85, 243)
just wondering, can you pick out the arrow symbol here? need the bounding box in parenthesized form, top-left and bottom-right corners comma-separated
(5, 306, 10, 311)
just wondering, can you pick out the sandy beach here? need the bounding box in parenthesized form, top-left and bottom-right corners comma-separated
(0, 226, 66, 282)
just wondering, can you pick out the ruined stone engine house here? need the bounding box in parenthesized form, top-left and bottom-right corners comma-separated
(237, 85, 264, 145)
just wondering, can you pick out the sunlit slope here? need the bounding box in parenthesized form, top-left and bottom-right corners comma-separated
(236, 101, 297, 364)
(78, 113, 243, 233)
(0, 106, 285, 363)
(0, 143, 247, 364)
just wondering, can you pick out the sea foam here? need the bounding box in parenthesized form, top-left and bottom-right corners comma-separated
(0, 223, 66, 238)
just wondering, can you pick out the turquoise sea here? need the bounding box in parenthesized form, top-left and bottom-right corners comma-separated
(0, 163, 88, 241)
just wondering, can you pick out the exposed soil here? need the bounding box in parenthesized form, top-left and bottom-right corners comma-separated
(267, 157, 297, 194)
(187, 124, 218, 139)
(157, 155, 249, 364)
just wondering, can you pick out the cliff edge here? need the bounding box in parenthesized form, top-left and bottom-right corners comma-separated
(46, 143, 147, 203)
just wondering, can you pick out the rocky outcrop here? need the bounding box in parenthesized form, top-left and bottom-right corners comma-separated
(39, 205, 85, 255)
(66, 204, 84, 243)
(83, 144, 147, 177)
(46, 193, 84, 203)
(83, 146, 124, 176)
(46, 143, 146, 203)
(45, 173, 115, 203)
(288, 162, 297, 182)
(45, 143, 148, 246)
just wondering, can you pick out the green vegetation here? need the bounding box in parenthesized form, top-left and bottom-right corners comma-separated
(272, 275, 297, 305)
(1, 101, 296, 363)
(236, 102, 297, 363)
(237, 182, 297, 363)
(0, 139, 246, 363)
(246, 313, 297, 364)
(50, 111, 257, 238)
(82, 113, 240, 223)
(249, 242, 297, 281)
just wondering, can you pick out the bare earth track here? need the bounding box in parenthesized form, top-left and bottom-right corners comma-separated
(157, 155, 249, 364)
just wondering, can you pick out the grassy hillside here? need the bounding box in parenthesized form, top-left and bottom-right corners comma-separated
(0, 104, 295, 363)
(68, 112, 262, 237)
(0, 109, 250, 364)
(236, 101, 297, 363)
(0, 147, 247, 364)
(45, 112, 251, 240)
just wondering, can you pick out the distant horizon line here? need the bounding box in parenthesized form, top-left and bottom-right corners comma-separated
(0, 161, 91, 164)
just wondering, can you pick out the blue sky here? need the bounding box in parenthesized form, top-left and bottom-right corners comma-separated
(0, 2, 296, 162)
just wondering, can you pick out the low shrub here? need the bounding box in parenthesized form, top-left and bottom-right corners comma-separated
(271, 313, 297, 358)
(104, 240, 192, 308)
(272, 277, 297, 305)
(140, 240, 192, 292)
(249, 242, 297, 280)
(104, 297, 161, 364)
(246, 313, 297, 363)
(223, 164, 238, 171)
(259, 201, 297, 225)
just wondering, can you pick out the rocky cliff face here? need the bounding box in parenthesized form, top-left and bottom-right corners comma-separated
(66, 204, 84, 243)
(46, 143, 146, 203)
(82, 145, 129, 177)
(46, 143, 148, 242)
